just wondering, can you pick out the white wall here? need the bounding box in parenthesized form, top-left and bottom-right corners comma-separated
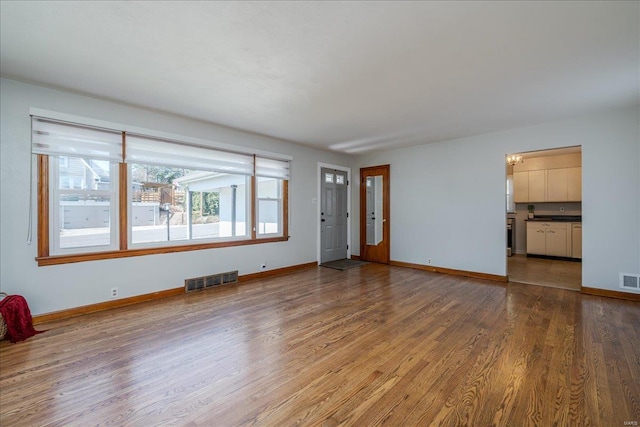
(0, 78, 350, 315)
(352, 106, 640, 292)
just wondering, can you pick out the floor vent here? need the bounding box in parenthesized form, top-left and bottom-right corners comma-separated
(185, 270, 238, 293)
(620, 273, 640, 292)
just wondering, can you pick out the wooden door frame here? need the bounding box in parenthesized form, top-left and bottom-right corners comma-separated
(360, 164, 390, 264)
(317, 163, 351, 265)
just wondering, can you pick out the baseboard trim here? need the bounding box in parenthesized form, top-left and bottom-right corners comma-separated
(33, 287, 185, 325)
(581, 287, 640, 302)
(33, 261, 319, 324)
(350, 255, 361, 261)
(390, 260, 508, 283)
(239, 262, 317, 282)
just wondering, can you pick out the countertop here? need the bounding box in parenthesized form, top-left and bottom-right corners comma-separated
(525, 215, 582, 222)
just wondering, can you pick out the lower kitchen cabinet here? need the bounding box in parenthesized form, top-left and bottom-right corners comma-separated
(571, 223, 582, 259)
(545, 224, 568, 257)
(526, 222, 571, 257)
(526, 223, 547, 255)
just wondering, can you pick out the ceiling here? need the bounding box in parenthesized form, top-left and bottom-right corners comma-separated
(1, 2, 638, 154)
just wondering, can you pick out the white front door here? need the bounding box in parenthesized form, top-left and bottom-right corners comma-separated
(320, 167, 348, 263)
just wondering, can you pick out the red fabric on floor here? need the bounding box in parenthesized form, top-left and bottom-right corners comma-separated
(0, 295, 44, 343)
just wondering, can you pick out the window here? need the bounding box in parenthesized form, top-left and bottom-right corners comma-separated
(126, 134, 254, 247)
(33, 115, 290, 265)
(33, 117, 122, 256)
(255, 157, 289, 237)
(256, 177, 283, 236)
(325, 172, 333, 183)
(506, 175, 515, 212)
(130, 164, 250, 245)
(52, 156, 119, 253)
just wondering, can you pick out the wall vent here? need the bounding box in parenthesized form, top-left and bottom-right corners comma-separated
(620, 273, 640, 292)
(185, 270, 238, 293)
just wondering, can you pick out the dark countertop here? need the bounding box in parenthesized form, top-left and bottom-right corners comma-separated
(525, 215, 582, 222)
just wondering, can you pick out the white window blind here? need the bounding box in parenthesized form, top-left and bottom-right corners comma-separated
(126, 134, 254, 175)
(255, 157, 290, 180)
(31, 117, 122, 161)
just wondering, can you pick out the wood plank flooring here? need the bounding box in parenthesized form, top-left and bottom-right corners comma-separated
(1, 264, 639, 426)
(508, 254, 582, 291)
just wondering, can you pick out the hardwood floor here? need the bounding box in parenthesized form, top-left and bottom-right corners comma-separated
(1, 264, 639, 426)
(508, 254, 582, 291)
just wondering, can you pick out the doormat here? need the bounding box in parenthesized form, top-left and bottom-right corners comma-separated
(321, 259, 369, 271)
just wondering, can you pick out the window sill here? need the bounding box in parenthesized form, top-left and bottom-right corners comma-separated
(36, 236, 289, 266)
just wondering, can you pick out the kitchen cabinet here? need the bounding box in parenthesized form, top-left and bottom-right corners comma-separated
(567, 167, 581, 201)
(528, 170, 546, 202)
(513, 171, 529, 203)
(545, 224, 568, 257)
(513, 170, 545, 202)
(514, 167, 582, 203)
(526, 223, 547, 255)
(546, 167, 582, 202)
(571, 223, 582, 259)
(546, 168, 567, 201)
(526, 221, 570, 257)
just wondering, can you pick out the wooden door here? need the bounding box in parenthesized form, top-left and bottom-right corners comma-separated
(360, 165, 390, 264)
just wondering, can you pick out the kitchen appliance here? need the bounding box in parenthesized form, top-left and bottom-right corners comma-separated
(507, 218, 514, 257)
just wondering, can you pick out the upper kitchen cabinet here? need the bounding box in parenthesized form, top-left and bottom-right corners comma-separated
(546, 168, 567, 201)
(513, 171, 529, 203)
(567, 167, 582, 201)
(529, 170, 546, 202)
(511, 151, 581, 203)
(547, 167, 582, 202)
(512, 169, 548, 202)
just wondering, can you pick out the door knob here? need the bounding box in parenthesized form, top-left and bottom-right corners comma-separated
(321, 219, 326, 222)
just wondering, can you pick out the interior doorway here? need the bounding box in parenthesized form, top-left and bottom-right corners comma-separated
(360, 165, 390, 264)
(505, 146, 582, 290)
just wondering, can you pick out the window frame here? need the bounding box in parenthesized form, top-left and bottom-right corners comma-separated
(35, 127, 290, 267)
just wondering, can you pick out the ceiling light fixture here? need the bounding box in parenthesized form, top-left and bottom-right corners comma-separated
(506, 154, 523, 166)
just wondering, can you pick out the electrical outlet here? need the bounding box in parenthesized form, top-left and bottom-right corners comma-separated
(560, 207, 565, 213)
(111, 287, 118, 298)
(261, 262, 266, 270)
(427, 259, 432, 265)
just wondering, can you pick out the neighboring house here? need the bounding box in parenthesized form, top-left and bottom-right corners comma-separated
(58, 156, 109, 191)
(57, 157, 111, 230)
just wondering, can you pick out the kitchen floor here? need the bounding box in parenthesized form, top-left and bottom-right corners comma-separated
(508, 254, 581, 291)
